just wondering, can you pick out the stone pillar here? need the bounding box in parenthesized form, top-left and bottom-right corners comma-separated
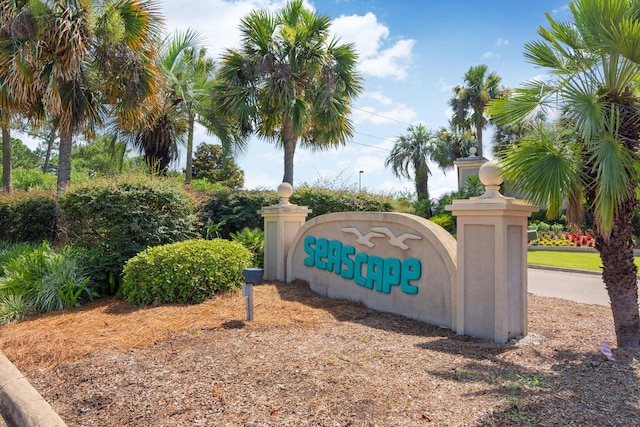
(260, 183, 311, 282)
(446, 161, 537, 343)
(454, 147, 488, 192)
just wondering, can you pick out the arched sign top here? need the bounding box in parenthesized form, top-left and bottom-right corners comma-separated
(287, 212, 457, 329)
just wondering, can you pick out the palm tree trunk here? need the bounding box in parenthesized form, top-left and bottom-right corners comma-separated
(282, 121, 296, 185)
(185, 113, 195, 185)
(2, 119, 12, 194)
(57, 127, 73, 191)
(415, 168, 432, 218)
(43, 131, 55, 173)
(475, 117, 484, 158)
(596, 198, 640, 348)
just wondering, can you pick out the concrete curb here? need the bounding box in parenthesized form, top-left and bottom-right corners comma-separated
(528, 263, 602, 276)
(0, 353, 67, 427)
(528, 263, 640, 279)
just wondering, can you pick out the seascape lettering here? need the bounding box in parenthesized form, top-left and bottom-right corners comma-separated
(302, 235, 421, 295)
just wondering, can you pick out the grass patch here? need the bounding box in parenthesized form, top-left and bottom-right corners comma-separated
(528, 251, 640, 272)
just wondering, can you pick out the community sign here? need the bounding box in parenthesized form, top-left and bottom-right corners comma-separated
(287, 212, 457, 329)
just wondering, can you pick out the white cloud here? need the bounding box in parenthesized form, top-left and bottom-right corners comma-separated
(496, 37, 509, 46)
(353, 91, 417, 126)
(552, 4, 570, 14)
(332, 12, 415, 80)
(436, 78, 453, 93)
(352, 104, 417, 126)
(331, 12, 389, 57)
(161, 0, 313, 56)
(526, 73, 552, 83)
(363, 91, 394, 107)
(337, 154, 386, 175)
(481, 51, 500, 60)
(244, 173, 281, 190)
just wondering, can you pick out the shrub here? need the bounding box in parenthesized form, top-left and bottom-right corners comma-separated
(11, 169, 57, 191)
(0, 242, 33, 277)
(0, 191, 58, 243)
(290, 186, 395, 220)
(198, 187, 396, 239)
(429, 214, 454, 234)
(198, 189, 279, 239)
(58, 176, 198, 294)
(190, 178, 226, 193)
(0, 242, 94, 321)
(230, 227, 264, 268)
(0, 294, 30, 324)
(121, 239, 252, 306)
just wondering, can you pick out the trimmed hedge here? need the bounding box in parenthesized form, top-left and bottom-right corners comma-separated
(121, 239, 252, 305)
(198, 187, 396, 238)
(58, 176, 198, 293)
(290, 187, 395, 220)
(0, 191, 58, 243)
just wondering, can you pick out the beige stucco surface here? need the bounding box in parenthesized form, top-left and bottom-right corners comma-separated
(447, 197, 537, 342)
(287, 212, 457, 329)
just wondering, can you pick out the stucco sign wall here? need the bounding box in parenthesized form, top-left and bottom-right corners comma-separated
(287, 212, 457, 329)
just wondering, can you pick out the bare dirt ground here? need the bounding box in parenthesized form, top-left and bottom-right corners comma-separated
(0, 281, 638, 426)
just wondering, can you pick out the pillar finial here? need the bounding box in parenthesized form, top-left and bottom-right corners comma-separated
(477, 160, 504, 199)
(277, 182, 294, 205)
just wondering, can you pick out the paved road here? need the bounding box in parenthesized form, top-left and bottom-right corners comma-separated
(528, 267, 610, 306)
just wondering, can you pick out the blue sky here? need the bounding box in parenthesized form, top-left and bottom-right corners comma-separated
(24, 1, 571, 198)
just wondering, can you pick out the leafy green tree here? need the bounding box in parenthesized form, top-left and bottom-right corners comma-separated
(0, 138, 40, 170)
(17, 121, 60, 173)
(214, 0, 363, 185)
(0, 0, 163, 190)
(488, 0, 640, 348)
(450, 64, 503, 158)
(191, 143, 244, 189)
(385, 124, 443, 217)
(71, 134, 130, 175)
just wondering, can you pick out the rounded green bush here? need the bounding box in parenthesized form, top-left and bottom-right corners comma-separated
(121, 239, 252, 306)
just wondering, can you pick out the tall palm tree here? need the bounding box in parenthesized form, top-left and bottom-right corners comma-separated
(450, 64, 502, 158)
(214, 0, 363, 186)
(385, 124, 442, 217)
(0, 0, 163, 190)
(120, 30, 243, 177)
(488, 0, 640, 349)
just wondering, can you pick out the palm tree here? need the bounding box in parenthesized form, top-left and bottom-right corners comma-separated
(434, 123, 477, 167)
(385, 124, 443, 217)
(488, 0, 640, 349)
(450, 64, 502, 158)
(120, 30, 243, 177)
(0, 0, 163, 190)
(159, 30, 243, 184)
(214, 0, 363, 186)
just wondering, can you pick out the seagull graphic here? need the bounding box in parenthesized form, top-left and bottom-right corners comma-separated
(370, 227, 422, 250)
(341, 227, 385, 248)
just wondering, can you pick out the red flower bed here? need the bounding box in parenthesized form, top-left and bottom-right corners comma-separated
(564, 232, 594, 247)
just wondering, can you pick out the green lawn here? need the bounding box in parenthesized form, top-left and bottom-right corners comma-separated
(528, 250, 640, 272)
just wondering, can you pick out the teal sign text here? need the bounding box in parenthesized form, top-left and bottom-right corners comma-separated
(303, 236, 421, 295)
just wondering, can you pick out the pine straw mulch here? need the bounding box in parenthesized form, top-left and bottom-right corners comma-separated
(0, 281, 639, 427)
